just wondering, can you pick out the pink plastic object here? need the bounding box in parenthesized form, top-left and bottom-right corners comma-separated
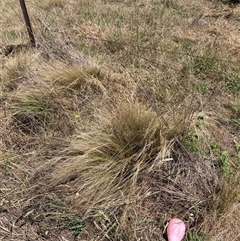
(167, 218, 186, 241)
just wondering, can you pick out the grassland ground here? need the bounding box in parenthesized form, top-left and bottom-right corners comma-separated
(1, 0, 240, 240)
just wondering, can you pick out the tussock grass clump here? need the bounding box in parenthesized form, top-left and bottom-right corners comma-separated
(1, 51, 39, 90)
(39, 102, 176, 240)
(9, 85, 74, 135)
(50, 103, 173, 208)
(45, 63, 106, 93)
(10, 90, 55, 133)
(40, 61, 135, 111)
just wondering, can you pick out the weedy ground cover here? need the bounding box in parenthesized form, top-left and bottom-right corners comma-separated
(1, 0, 239, 240)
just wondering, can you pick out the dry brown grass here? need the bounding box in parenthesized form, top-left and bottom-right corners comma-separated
(1, 0, 240, 240)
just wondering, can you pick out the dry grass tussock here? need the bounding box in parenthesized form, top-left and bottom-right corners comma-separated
(1, 51, 40, 90)
(1, 0, 240, 240)
(48, 103, 172, 202)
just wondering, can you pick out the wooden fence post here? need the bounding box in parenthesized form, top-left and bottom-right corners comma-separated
(19, 0, 36, 47)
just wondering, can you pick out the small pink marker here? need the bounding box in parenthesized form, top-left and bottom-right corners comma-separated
(167, 218, 186, 241)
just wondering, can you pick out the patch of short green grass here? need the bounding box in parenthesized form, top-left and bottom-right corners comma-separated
(63, 216, 86, 237)
(185, 231, 204, 241)
(0, 155, 12, 176)
(225, 68, 240, 95)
